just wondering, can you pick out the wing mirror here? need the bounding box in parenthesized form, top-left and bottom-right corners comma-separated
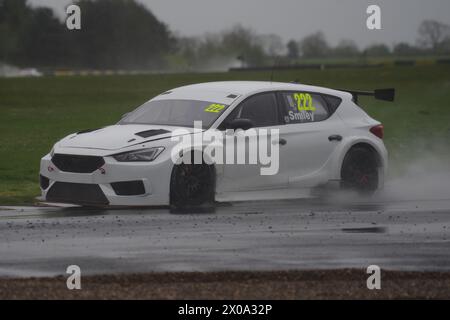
(228, 118, 254, 130)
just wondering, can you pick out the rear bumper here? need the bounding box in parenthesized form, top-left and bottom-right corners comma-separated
(39, 153, 172, 206)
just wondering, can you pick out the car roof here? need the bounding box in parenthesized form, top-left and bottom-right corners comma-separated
(153, 81, 352, 104)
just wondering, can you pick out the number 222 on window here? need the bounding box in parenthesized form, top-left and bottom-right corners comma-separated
(293, 93, 315, 112)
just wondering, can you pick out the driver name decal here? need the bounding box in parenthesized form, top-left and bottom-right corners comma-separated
(286, 92, 315, 122)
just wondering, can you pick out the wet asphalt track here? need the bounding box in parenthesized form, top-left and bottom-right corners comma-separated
(0, 196, 450, 277)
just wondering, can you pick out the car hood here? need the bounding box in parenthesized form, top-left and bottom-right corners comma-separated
(58, 124, 196, 151)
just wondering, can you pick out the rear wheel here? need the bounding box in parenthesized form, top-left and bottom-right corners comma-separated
(341, 146, 379, 194)
(170, 161, 215, 209)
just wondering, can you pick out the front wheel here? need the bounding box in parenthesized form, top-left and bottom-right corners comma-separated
(341, 147, 380, 194)
(170, 162, 215, 209)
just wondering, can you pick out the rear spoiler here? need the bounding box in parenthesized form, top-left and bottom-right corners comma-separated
(337, 88, 395, 104)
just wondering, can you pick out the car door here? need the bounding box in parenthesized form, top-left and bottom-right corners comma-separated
(218, 92, 288, 192)
(277, 91, 346, 188)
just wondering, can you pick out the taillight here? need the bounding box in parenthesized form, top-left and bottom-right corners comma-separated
(370, 124, 384, 139)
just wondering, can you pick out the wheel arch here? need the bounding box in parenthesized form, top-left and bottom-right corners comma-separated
(331, 138, 387, 181)
(343, 142, 383, 167)
(169, 148, 217, 205)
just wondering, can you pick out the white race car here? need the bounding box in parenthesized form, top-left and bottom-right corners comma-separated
(39, 81, 393, 208)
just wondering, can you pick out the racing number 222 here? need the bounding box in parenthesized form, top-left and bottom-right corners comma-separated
(204, 103, 225, 113)
(293, 93, 315, 112)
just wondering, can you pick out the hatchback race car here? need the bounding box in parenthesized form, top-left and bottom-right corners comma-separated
(39, 81, 393, 208)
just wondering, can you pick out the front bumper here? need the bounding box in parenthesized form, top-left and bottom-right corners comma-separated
(39, 152, 172, 206)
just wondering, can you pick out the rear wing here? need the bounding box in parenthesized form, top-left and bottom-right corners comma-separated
(337, 88, 395, 104)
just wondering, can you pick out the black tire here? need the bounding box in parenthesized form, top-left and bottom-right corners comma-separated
(341, 146, 379, 194)
(170, 161, 215, 209)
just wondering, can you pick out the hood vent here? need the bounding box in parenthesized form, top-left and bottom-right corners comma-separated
(135, 129, 170, 138)
(77, 128, 100, 134)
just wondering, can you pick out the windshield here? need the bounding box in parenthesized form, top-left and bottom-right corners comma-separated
(119, 99, 229, 128)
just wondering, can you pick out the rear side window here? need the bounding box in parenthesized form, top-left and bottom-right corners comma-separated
(230, 92, 279, 127)
(279, 92, 329, 124)
(323, 95, 342, 114)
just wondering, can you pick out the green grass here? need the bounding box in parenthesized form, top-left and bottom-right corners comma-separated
(1, 65, 450, 205)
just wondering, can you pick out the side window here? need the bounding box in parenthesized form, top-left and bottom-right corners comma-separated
(280, 92, 329, 124)
(232, 93, 279, 127)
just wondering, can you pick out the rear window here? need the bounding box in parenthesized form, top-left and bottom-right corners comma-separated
(279, 92, 330, 124)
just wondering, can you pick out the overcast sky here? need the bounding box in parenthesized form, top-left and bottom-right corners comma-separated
(28, 0, 450, 48)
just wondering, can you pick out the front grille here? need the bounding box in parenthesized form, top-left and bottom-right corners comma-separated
(52, 154, 105, 173)
(111, 180, 146, 196)
(46, 182, 109, 205)
(39, 175, 50, 190)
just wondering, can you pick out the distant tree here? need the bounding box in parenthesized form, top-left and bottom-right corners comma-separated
(195, 34, 223, 65)
(1, 0, 174, 69)
(418, 20, 450, 52)
(171, 36, 201, 68)
(67, 0, 174, 69)
(393, 42, 420, 56)
(364, 43, 391, 56)
(169, 25, 271, 70)
(221, 25, 266, 66)
(258, 34, 284, 57)
(332, 39, 359, 57)
(14, 7, 67, 67)
(286, 40, 299, 59)
(441, 38, 450, 54)
(0, 0, 31, 64)
(299, 32, 329, 58)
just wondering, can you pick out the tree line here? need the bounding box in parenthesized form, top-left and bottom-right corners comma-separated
(0, 0, 173, 69)
(286, 21, 450, 60)
(1, 0, 450, 71)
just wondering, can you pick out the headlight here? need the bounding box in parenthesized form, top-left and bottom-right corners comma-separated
(112, 147, 164, 162)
